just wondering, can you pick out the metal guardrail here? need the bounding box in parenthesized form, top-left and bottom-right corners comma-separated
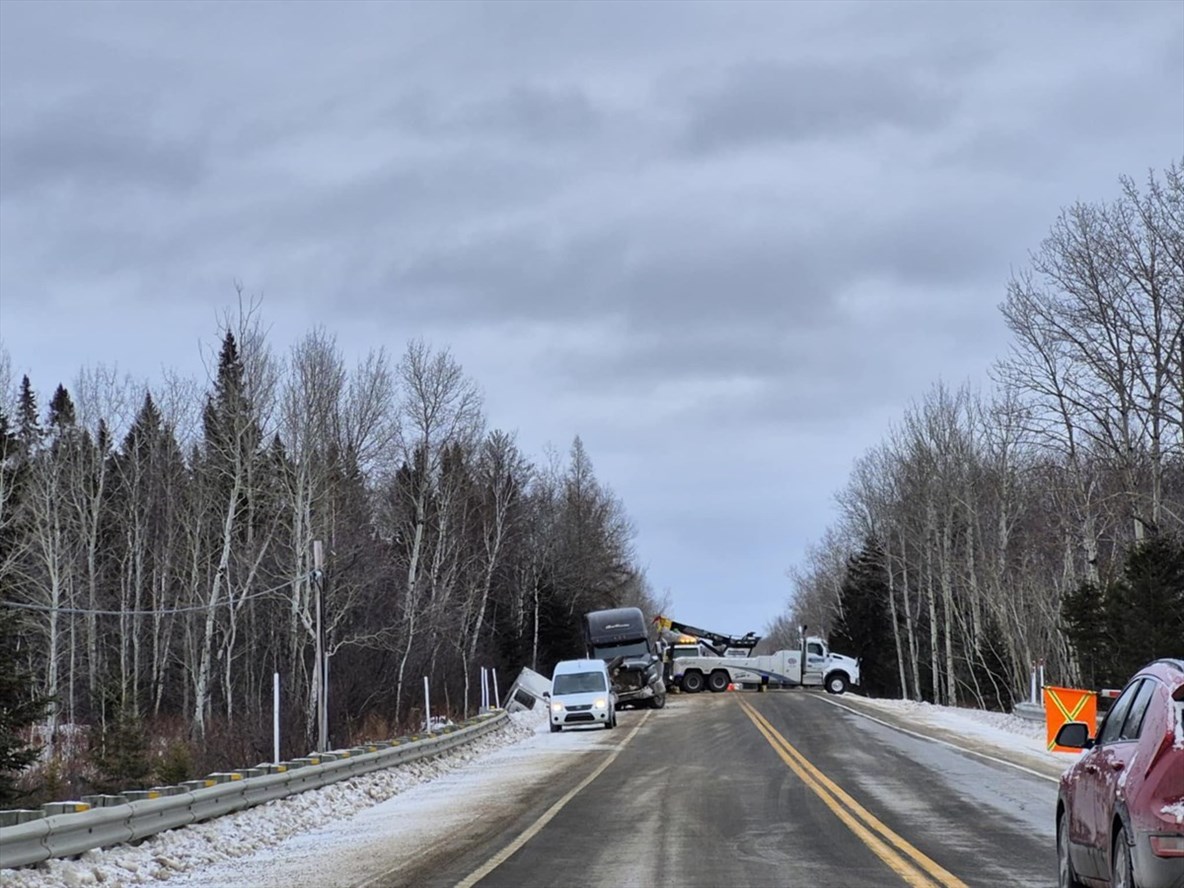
(1013, 702, 1045, 723)
(1013, 701, 1104, 727)
(0, 712, 509, 870)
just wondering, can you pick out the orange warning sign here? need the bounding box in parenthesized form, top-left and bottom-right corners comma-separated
(1044, 685, 1097, 752)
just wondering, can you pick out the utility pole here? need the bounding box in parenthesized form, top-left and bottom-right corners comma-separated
(313, 540, 328, 752)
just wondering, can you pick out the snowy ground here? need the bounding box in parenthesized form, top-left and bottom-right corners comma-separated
(833, 694, 1078, 770)
(1, 696, 1074, 888)
(0, 711, 549, 888)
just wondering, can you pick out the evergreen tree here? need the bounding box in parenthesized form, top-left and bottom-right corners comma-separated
(1063, 535, 1184, 688)
(15, 375, 41, 457)
(1061, 581, 1111, 690)
(830, 539, 900, 698)
(46, 384, 76, 434)
(202, 332, 255, 460)
(91, 687, 151, 794)
(1111, 534, 1184, 682)
(0, 606, 52, 805)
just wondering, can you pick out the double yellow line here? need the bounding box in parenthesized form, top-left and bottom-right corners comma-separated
(738, 698, 968, 888)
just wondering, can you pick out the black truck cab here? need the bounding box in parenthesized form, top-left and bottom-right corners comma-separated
(584, 607, 667, 709)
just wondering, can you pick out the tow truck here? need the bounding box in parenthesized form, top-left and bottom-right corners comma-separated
(654, 615, 861, 695)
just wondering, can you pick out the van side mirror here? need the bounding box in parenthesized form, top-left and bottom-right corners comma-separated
(542, 691, 550, 699)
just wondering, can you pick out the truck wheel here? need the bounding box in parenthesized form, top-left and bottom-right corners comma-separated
(649, 691, 666, 709)
(681, 671, 705, 693)
(825, 672, 848, 695)
(708, 670, 731, 693)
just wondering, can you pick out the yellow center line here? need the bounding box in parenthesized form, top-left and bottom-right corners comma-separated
(738, 698, 969, 888)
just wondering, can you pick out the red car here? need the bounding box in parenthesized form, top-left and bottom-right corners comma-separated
(1056, 658, 1184, 888)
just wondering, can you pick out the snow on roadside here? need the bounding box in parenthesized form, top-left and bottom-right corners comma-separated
(0, 710, 544, 888)
(843, 695, 1079, 766)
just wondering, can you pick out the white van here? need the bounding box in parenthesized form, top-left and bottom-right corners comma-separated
(547, 658, 617, 732)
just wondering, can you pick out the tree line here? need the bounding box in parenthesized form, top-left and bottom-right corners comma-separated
(777, 163, 1184, 707)
(0, 310, 660, 802)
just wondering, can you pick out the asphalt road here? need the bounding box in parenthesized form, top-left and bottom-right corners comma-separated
(408, 692, 1059, 888)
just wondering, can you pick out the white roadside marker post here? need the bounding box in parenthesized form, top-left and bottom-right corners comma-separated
(273, 672, 280, 763)
(424, 676, 430, 734)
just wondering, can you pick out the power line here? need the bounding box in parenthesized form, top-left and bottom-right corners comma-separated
(0, 573, 313, 617)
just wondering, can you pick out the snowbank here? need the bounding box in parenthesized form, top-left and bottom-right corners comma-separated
(845, 695, 1068, 765)
(0, 709, 543, 888)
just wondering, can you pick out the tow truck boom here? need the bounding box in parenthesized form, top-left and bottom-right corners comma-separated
(653, 615, 762, 657)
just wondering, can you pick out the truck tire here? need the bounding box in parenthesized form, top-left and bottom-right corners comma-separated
(825, 672, 849, 695)
(708, 670, 731, 693)
(550, 722, 561, 733)
(681, 671, 705, 693)
(649, 691, 666, 709)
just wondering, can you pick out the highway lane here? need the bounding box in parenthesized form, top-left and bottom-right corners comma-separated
(422, 692, 1058, 888)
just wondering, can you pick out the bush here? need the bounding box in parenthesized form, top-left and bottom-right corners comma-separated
(91, 695, 152, 794)
(155, 740, 193, 786)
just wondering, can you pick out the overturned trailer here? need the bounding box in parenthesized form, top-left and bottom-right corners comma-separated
(502, 666, 552, 713)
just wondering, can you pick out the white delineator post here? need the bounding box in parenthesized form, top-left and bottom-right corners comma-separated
(481, 667, 488, 710)
(492, 669, 500, 709)
(423, 676, 430, 733)
(273, 672, 280, 763)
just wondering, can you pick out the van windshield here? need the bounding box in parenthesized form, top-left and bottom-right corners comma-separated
(553, 671, 607, 694)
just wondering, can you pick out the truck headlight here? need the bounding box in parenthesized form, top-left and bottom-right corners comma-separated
(593, 698, 607, 710)
(550, 702, 564, 713)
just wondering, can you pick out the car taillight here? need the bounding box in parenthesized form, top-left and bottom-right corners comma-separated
(1149, 835, 1184, 857)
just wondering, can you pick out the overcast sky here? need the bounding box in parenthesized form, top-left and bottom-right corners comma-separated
(1, 1, 1181, 635)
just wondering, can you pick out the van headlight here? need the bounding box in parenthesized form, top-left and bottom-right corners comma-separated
(593, 698, 607, 710)
(550, 702, 564, 713)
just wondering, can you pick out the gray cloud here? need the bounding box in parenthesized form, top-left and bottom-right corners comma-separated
(0, 92, 209, 200)
(1, 0, 1180, 632)
(679, 60, 958, 153)
(392, 85, 604, 145)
